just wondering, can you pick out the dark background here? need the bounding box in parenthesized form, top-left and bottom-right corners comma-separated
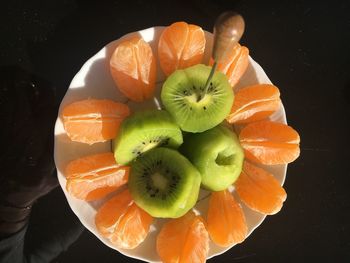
(1, 0, 349, 262)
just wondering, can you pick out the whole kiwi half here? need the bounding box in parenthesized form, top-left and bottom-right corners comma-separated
(180, 125, 244, 191)
(128, 147, 201, 218)
(161, 64, 234, 133)
(113, 110, 183, 165)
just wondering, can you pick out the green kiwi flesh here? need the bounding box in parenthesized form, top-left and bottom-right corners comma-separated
(180, 125, 244, 191)
(128, 147, 201, 218)
(161, 64, 234, 133)
(113, 110, 183, 165)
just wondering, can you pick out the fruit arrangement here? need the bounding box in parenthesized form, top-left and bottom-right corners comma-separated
(56, 14, 300, 263)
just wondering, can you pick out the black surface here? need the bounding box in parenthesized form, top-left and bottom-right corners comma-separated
(1, 0, 350, 262)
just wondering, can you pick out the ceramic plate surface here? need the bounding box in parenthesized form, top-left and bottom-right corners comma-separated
(54, 26, 287, 262)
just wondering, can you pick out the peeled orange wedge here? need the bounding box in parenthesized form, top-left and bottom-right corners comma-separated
(110, 37, 157, 102)
(235, 161, 287, 215)
(239, 120, 300, 165)
(95, 189, 153, 249)
(227, 84, 281, 124)
(207, 190, 247, 247)
(65, 152, 129, 201)
(210, 43, 249, 88)
(158, 22, 206, 76)
(157, 211, 209, 263)
(62, 99, 130, 144)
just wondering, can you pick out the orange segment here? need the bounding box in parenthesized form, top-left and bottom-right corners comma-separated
(227, 84, 281, 124)
(210, 43, 249, 88)
(110, 37, 156, 102)
(95, 189, 153, 249)
(62, 99, 130, 144)
(158, 22, 205, 76)
(157, 211, 209, 263)
(227, 46, 249, 88)
(239, 120, 300, 165)
(207, 190, 247, 247)
(215, 43, 241, 73)
(182, 24, 206, 68)
(65, 152, 129, 201)
(235, 161, 287, 215)
(240, 120, 300, 144)
(95, 189, 133, 235)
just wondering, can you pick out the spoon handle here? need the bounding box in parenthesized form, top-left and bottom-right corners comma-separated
(204, 12, 245, 92)
(212, 11, 245, 63)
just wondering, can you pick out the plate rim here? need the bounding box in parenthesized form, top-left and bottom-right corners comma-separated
(54, 26, 288, 262)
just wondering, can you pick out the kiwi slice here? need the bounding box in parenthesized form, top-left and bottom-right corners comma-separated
(180, 125, 244, 191)
(129, 147, 201, 218)
(113, 110, 183, 165)
(161, 64, 234, 133)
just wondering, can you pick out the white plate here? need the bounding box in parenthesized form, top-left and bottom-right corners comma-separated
(54, 26, 287, 262)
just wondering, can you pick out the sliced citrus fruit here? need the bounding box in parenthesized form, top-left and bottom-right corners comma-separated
(207, 190, 247, 247)
(110, 37, 156, 102)
(65, 152, 129, 201)
(227, 84, 281, 124)
(239, 120, 300, 165)
(95, 189, 153, 249)
(158, 22, 206, 76)
(62, 99, 130, 144)
(235, 161, 287, 215)
(157, 211, 209, 263)
(210, 43, 249, 88)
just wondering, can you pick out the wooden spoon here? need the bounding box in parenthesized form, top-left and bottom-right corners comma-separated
(204, 12, 245, 92)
